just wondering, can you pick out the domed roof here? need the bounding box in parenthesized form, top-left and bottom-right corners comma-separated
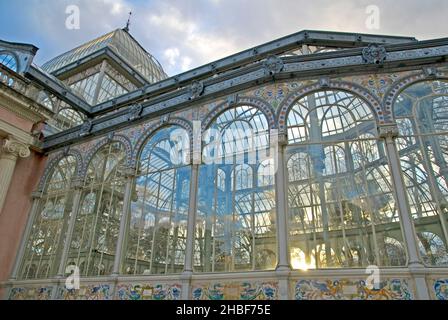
(41, 28, 167, 83)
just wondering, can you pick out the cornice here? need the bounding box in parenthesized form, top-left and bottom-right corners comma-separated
(0, 84, 54, 123)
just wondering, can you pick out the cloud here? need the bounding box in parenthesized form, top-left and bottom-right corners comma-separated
(181, 57, 192, 72)
(0, 0, 447, 76)
(164, 47, 180, 66)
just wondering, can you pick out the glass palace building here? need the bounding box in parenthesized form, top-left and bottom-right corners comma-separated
(0, 28, 448, 300)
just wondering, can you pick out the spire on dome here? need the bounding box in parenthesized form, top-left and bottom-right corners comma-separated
(124, 11, 132, 32)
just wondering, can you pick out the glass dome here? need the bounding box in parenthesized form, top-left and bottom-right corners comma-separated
(41, 29, 167, 84)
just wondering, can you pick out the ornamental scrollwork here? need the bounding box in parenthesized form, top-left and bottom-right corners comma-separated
(2, 138, 30, 158)
(79, 119, 93, 137)
(263, 55, 284, 75)
(362, 44, 387, 64)
(188, 81, 204, 100)
(128, 103, 143, 121)
(378, 124, 399, 139)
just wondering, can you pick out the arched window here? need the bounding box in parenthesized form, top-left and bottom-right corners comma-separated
(287, 90, 374, 144)
(232, 164, 253, 190)
(0, 52, 18, 72)
(123, 126, 191, 275)
(394, 80, 448, 266)
(258, 159, 275, 187)
(66, 142, 126, 276)
(20, 156, 77, 279)
(286, 90, 405, 269)
(194, 105, 277, 272)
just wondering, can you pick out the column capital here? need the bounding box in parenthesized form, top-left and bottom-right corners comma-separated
(2, 137, 31, 158)
(70, 178, 85, 190)
(122, 166, 137, 178)
(270, 130, 288, 146)
(31, 190, 43, 199)
(378, 124, 399, 140)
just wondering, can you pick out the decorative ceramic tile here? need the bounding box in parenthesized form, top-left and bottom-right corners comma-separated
(9, 286, 53, 300)
(432, 279, 448, 300)
(58, 284, 111, 300)
(191, 281, 278, 300)
(294, 278, 413, 300)
(116, 283, 182, 300)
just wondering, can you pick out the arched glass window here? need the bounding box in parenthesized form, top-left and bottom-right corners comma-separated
(394, 80, 448, 266)
(288, 90, 374, 144)
(258, 159, 275, 187)
(20, 156, 77, 279)
(0, 52, 18, 71)
(123, 126, 191, 275)
(286, 90, 405, 269)
(66, 142, 126, 276)
(194, 105, 277, 272)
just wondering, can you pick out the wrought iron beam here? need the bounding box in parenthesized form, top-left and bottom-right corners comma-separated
(43, 38, 448, 151)
(92, 30, 417, 114)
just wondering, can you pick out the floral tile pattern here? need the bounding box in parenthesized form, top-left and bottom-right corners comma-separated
(58, 284, 111, 300)
(294, 279, 413, 300)
(9, 286, 53, 300)
(433, 279, 448, 300)
(116, 283, 182, 300)
(191, 281, 278, 300)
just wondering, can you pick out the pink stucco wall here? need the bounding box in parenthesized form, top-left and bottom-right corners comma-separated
(0, 150, 47, 283)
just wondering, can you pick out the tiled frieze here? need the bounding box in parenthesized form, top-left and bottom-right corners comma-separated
(57, 283, 112, 300)
(293, 278, 413, 300)
(8, 286, 53, 300)
(116, 282, 182, 300)
(191, 281, 278, 300)
(429, 278, 448, 300)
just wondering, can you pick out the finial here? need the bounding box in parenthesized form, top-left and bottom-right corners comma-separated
(124, 11, 132, 32)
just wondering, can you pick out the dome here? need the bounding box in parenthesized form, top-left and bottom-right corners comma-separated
(41, 28, 167, 83)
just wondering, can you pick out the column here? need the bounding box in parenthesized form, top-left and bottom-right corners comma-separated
(181, 163, 199, 300)
(273, 132, 290, 300)
(9, 191, 42, 280)
(379, 125, 430, 299)
(0, 137, 30, 213)
(112, 167, 135, 276)
(56, 178, 84, 277)
(274, 133, 290, 271)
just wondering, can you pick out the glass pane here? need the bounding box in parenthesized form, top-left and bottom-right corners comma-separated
(96, 73, 128, 104)
(124, 126, 191, 275)
(20, 156, 77, 279)
(286, 90, 405, 269)
(195, 105, 277, 272)
(0, 52, 17, 71)
(69, 72, 100, 104)
(66, 142, 126, 276)
(394, 80, 448, 266)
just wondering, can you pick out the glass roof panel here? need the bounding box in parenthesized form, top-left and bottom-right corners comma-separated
(42, 29, 167, 84)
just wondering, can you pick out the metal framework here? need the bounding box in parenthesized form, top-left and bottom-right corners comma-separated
(2, 29, 448, 300)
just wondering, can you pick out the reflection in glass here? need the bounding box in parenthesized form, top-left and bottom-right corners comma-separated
(195, 106, 277, 272)
(66, 142, 126, 276)
(286, 90, 406, 269)
(0, 52, 18, 71)
(394, 80, 448, 266)
(20, 156, 77, 279)
(124, 126, 191, 275)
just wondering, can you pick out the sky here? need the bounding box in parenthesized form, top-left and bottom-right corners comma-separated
(0, 0, 447, 76)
